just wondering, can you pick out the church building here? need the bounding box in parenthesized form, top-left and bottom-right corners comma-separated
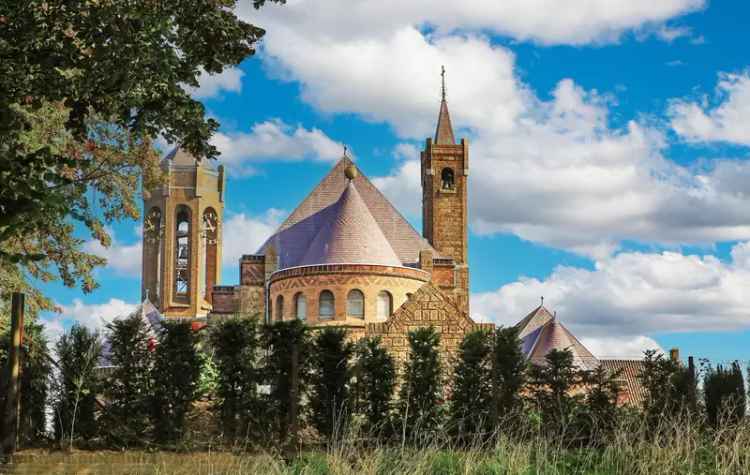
(140, 74, 646, 405)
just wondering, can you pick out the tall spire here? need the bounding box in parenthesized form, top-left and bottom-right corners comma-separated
(434, 65, 456, 145)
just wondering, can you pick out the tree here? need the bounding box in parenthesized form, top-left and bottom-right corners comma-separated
(703, 362, 746, 427)
(102, 312, 154, 445)
(491, 326, 527, 425)
(1, 103, 162, 317)
(210, 317, 265, 442)
(448, 330, 493, 442)
(309, 328, 353, 441)
(352, 337, 396, 436)
(264, 320, 310, 443)
(1, 0, 284, 259)
(397, 326, 443, 441)
(639, 350, 696, 430)
(53, 324, 102, 446)
(583, 365, 622, 444)
(0, 319, 51, 445)
(151, 321, 201, 443)
(526, 349, 587, 439)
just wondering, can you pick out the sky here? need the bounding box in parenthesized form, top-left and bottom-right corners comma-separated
(40, 0, 750, 364)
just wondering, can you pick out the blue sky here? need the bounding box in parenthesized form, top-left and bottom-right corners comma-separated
(41, 0, 750, 364)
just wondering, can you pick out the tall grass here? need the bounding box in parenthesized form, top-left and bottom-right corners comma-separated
(7, 413, 750, 474)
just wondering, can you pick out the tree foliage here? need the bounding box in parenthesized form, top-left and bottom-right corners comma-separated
(0, 319, 51, 445)
(352, 337, 396, 436)
(53, 324, 102, 443)
(526, 349, 587, 439)
(151, 321, 202, 443)
(1, 0, 283, 259)
(449, 329, 493, 441)
(103, 312, 155, 445)
(210, 317, 265, 441)
(264, 320, 310, 442)
(639, 350, 697, 429)
(397, 326, 443, 440)
(703, 362, 746, 427)
(492, 326, 527, 424)
(309, 328, 353, 441)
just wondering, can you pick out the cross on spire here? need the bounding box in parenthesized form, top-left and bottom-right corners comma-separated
(441, 65, 446, 101)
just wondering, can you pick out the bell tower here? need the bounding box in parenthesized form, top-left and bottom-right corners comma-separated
(422, 66, 469, 307)
(142, 147, 225, 319)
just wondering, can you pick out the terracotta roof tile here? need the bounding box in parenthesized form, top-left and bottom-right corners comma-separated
(527, 318, 598, 371)
(600, 359, 647, 406)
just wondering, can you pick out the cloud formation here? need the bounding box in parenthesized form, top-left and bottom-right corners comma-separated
(471, 242, 750, 357)
(222, 210, 286, 266)
(186, 67, 245, 99)
(42, 298, 138, 346)
(83, 228, 142, 277)
(211, 119, 345, 175)
(669, 71, 750, 145)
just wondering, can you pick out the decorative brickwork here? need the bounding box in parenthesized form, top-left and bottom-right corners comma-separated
(366, 282, 493, 365)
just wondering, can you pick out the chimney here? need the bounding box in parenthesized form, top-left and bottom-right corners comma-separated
(669, 348, 680, 363)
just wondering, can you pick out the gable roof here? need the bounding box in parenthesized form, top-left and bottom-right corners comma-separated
(599, 359, 647, 406)
(300, 180, 401, 267)
(258, 156, 437, 269)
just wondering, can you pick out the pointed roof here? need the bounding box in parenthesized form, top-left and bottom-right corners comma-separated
(516, 305, 555, 340)
(434, 99, 456, 145)
(300, 181, 401, 267)
(526, 318, 598, 370)
(162, 146, 216, 170)
(259, 156, 438, 269)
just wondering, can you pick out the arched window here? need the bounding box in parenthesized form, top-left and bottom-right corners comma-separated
(276, 295, 285, 321)
(376, 291, 393, 320)
(175, 206, 191, 298)
(441, 167, 455, 190)
(295, 293, 307, 321)
(319, 290, 334, 319)
(347, 289, 365, 319)
(144, 207, 162, 302)
(202, 208, 218, 303)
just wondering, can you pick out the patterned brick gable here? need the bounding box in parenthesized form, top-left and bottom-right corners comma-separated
(366, 282, 493, 363)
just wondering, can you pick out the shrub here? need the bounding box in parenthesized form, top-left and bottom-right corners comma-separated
(583, 365, 621, 444)
(352, 336, 396, 436)
(526, 349, 587, 440)
(53, 324, 102, 444)
(151, 321, 201, 443)
(310, 327, 353, 441)
(264, 319, 311, 443)
(397, 326, 443, 441)
(103, 312, 155, 445)
(491, 326, 526, 425)
(703, 361, 746, 427)
(640, 350, 697, 430)
(210, 317, 265, 441)
(448, 329, 493, 441)
(0, 320, 51, 445)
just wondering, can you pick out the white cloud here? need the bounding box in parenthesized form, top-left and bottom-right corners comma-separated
(233, 4, 750, 257)
(580, 335, 663, 359)
(471, 242, 750, 357)
(42, 298, 138, 346)
(221, 210, 285, 266)
(83, 229, 142, 277)
(245, 0, 704, 47)
(211, 119, 345, 175)
(669, 71, 750, 145)
(186, 67, 245, 99)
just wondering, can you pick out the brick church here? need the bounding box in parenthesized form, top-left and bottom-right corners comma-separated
(139, 77, 645, 404)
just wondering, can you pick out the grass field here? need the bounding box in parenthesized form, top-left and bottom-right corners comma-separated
(3, 426, 749, 475)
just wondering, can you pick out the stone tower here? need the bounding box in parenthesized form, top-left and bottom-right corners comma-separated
(141, 147, 225, 318)
(421, 67, 469, 310)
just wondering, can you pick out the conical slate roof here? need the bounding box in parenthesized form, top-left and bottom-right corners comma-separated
(527, 318, 598, 370)
(258, 156, 438, 269)
(434, 99, 456, 145)
(300, 181, 401, 267)
(516, 305, 555, 340)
